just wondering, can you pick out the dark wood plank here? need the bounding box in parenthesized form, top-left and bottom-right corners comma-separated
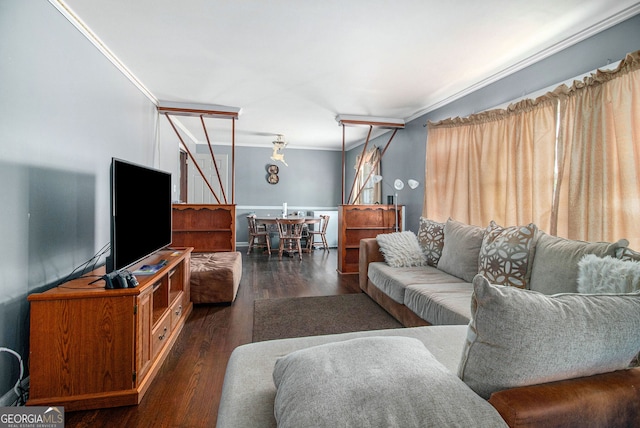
(64, 250, 359, 427)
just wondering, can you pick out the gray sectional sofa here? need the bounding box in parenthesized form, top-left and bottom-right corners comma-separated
(216, 217, 640, 427)
(359, 217, 632, 326)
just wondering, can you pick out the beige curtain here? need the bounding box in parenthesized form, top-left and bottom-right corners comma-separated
(425, 97, 557, 229)
(353, 146, 381, 204)
(555, 50, 640, 247)
(425, 49, 640, 248)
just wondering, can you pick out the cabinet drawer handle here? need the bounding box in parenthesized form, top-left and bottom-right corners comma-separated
(158, 326, 167, 340)
(175, 305, 182, 316)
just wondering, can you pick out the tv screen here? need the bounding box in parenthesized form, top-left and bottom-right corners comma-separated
(107, 158, 172, 273)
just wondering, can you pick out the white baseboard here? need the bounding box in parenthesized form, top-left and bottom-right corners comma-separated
(0, 377, 29, 406)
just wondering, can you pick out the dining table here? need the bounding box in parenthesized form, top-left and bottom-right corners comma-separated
(254, 216, 321, 254)
(254, 215, 321, 226)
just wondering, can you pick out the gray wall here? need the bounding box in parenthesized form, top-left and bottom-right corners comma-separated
(194, 145, 342, 207)
(0, 1, 178, 399)
(347, 13, 640, 234)
(187, 144, 342, 243)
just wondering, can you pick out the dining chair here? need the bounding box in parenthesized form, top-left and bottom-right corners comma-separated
(275, 218, 306, 260)
(307, 215, 330, 251)
(247, 215, 271, 255)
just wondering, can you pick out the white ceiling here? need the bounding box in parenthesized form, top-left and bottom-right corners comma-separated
(58, 0, 640, 150)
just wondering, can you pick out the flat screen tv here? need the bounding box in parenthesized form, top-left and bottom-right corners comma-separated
(106, 158, 172, 273)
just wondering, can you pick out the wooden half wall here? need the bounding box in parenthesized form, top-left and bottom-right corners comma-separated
(172, 204, 236, 252)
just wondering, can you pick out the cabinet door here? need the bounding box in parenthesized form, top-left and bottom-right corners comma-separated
(29, 296, 136, 399)
(136, 288, 153, 384)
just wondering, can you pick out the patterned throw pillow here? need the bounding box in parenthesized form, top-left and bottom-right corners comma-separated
(416, 217, 445, 267)
(617, 247, 640, 262)
(477, 221, 538, 289)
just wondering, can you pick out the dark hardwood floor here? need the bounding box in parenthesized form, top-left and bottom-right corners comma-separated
(64, 249, 360, 427)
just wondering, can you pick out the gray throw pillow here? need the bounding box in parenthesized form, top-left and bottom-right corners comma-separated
(458, 275, 640, 399)
(273, 336, 507, 428)
(376, 231, 426, 268)
(437, 219, 485, 282)
(416, 217, 445, 267)
(528, 232, 628, 294)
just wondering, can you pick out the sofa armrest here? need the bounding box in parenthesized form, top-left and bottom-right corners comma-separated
(359, 238, 385, 292)
(488, 368, 640, 428)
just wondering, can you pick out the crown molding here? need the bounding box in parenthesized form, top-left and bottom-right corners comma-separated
(49, 0, 158, 105)
(406, 3, 640, 123)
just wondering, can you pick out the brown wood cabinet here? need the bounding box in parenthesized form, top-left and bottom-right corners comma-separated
(172, 204, 236, 252)
(337, 204, 402, 274)
(27, 248, 193, 411)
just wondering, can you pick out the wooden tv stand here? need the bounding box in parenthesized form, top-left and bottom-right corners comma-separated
(27, 248, 193, 411)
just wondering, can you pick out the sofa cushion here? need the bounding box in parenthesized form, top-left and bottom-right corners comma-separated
(578, 254, 640, 294)
(368, 262, 463, 304)
(404, 282, 474, 325)
(273, 336, 507, 428)
(528, 232, 628, 294)
(477, 221, 538, 289)
(458, 275, 640, 399)
(376, 231, 426, 268)
(437, 219, 485, 282)
(417, 217, 445, 267)
(217, 326, 470, 428)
